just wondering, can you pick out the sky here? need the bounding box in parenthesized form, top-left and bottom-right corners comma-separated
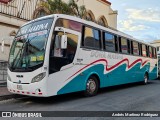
(109, 0, 160, 43)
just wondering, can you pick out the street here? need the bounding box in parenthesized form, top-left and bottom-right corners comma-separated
(0, 80, 160, 120)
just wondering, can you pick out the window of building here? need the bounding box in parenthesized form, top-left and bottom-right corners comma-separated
(85, 11, 95, 22)
(83, 27, 101, 49)
(104, 32, 117, 52)
(36, 10, 46, 18)
(97, 17, 107, 27)
(132, 41, 139, 55)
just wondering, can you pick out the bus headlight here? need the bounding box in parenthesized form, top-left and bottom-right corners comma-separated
(7, 74, 11, 82)
(31, 72, 46, 83)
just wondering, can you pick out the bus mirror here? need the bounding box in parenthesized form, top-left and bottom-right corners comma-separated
(61, 35, 67, 49)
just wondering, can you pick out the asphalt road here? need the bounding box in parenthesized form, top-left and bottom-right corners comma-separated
(1, 80, 160, 120)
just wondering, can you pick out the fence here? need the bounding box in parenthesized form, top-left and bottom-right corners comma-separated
(0, 0, 39, 20)
(0, 61, 7, 83)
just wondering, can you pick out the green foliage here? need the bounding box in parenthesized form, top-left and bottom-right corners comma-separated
(42, 0, 86, 18)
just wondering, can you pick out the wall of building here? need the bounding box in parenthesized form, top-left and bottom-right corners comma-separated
(64, 0, 117, 29)
(0, 0, 118, 61)
(0, 0, 40, 61)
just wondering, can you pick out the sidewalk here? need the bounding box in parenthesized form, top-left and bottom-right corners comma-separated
(0, 82, 13, 97)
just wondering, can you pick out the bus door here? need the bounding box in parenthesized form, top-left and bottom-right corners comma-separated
(49, 27, 81, 74)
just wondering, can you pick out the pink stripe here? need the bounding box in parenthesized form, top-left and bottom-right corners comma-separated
(66, 58, 149, 81)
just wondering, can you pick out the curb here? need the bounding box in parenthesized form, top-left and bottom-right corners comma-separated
(0, 94, 25, 101)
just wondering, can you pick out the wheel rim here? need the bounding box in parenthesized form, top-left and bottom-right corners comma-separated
(87, 79, 96, 94)
(144, 75, 148, 83)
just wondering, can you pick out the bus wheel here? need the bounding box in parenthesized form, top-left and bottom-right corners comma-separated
(143, 73, 148, 85)
(84, 76, 99, 97)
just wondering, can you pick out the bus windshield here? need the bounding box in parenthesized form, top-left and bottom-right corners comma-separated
(9, 18, 53, 71)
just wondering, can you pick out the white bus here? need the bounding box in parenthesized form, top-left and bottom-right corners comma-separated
(7, 14, 158, 97)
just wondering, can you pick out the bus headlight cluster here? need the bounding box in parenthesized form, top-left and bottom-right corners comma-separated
(7, 74, 11, 82)
(31, 72, 46, 83)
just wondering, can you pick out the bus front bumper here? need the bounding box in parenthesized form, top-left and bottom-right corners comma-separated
(7, 80, 48, 97)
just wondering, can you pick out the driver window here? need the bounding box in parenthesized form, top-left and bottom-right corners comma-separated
(49, 31, 78, 73)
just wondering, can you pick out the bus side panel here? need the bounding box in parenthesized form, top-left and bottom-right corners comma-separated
(149, 66, 158, 80)
(57, 62, 153, 95)
(57, 64, 106, 95)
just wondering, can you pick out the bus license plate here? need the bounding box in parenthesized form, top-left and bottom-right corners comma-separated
(17, 85, 23, 90)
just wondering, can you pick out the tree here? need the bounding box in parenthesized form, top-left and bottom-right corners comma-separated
(68, 0, 86, 18)
(39, 0, 86, 18)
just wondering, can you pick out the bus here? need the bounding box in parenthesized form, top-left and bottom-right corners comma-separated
(7, 14, 158, 97)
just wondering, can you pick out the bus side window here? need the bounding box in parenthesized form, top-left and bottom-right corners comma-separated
(83, 26, 101, 49)
(119, 37, 128, 54)
(132, 41, 139, 56)
(104, 32, 116, 52)
(149, 46, 153, 58)
(154, 48, 157, 58)
(142, 44, 147, 57)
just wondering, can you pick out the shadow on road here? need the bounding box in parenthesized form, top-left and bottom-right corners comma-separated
(16, 80, 159, 104)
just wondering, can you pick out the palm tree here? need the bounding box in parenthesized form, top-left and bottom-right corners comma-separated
(68, 0, 86, 18)
(39, 0, 86, 18)
(46, 0, 73, 15)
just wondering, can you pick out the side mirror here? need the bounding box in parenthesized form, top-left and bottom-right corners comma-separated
(61, 35, 67, 49)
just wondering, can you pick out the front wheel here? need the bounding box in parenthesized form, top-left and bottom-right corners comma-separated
(84, 76, 99, 97)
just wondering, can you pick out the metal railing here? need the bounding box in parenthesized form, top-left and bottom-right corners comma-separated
(0, 0, 39, 20)
(0, 61, 7, 83)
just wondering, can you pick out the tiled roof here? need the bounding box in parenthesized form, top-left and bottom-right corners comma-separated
(100, 0, 111, 5)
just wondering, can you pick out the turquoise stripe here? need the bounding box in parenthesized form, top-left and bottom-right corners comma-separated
(57, 63, 157, 95)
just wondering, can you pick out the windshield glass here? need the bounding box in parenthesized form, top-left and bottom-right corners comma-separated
(9, 18, 53, 71)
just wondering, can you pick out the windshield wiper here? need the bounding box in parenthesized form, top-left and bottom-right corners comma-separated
(11, 35, 38, 70)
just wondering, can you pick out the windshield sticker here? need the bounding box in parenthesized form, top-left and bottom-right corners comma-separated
(30, 56, 37, 62)
(16, 35, 27, 41)
(37, 56, 44, 61)
(28, 30, 48, 38)
(28, 23, 48, 33)
(16, 19, 53, 37)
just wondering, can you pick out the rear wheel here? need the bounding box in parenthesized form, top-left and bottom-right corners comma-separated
(143, 73, 148, 85)
(84, 76, 99, 97)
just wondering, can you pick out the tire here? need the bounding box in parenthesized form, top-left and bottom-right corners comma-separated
(84, 76, 99, 97)
(143, 73, 149, 85)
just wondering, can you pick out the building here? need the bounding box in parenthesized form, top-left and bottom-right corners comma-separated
(0, 0, 40, 61)
(0, 0, 117, 61)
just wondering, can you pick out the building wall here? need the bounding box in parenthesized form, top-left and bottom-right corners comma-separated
(0, 22, 17, 61)
(64, 0, 117, 29)
(0, 0, 40, 61)
(0, 0, 117, 61)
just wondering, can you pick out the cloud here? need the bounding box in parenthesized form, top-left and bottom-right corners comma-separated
(126, 8, 160, 22)
(118, 20, 150, 31)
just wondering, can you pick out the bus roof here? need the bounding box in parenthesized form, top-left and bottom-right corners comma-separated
(23, 14, 155, 48)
